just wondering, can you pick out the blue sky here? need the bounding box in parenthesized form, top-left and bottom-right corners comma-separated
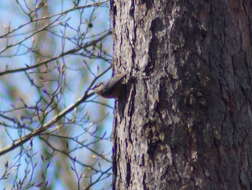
(0, 1, 114, 189)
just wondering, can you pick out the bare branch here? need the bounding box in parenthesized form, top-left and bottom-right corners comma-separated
(0, 30, 111, 76)
(0, 66, 111, 156)
(0, 1, 109, 39)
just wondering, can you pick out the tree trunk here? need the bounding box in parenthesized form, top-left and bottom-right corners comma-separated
(112, 0, 252, 189)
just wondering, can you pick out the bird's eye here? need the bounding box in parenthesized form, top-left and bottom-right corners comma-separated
(93, 83, 103, 89)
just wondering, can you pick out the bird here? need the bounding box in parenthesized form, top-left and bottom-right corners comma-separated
(92, 72, 127, 99)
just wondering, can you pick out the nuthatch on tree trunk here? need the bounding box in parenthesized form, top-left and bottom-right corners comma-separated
(92, 72, 127, 99)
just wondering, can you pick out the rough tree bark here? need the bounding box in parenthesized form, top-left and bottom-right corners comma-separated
(112, 0, 252, 190)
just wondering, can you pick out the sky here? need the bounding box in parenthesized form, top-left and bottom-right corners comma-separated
(0, 0, 114, 189)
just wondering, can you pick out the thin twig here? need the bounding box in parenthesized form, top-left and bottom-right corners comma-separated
(0, 1, 109, 39)
(0, 66, 111, 156)
(0, 30, 111, 76)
